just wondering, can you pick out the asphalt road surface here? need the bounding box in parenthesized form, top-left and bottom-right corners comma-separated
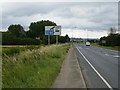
(75, 44, 119, 89)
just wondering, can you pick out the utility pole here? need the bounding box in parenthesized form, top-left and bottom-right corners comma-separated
(86, 29, 88, 42)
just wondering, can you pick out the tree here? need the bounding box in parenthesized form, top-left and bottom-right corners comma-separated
(2, 32, 41, 45)
(108, 27, 116, 35)
(2, 32, 16, 45)
(26, 30, 36, 39)
(106, 33, 120, 46)
(99, 36, 107, 46)
(8, 24, 26, 37)
(28, 20, 57, 39)
(99, 33, 120, 46)
(65, 34, 70, 42)
(4, 20, 71, 45)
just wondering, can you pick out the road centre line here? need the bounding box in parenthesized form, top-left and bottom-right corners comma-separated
(76, 46, 113, 90)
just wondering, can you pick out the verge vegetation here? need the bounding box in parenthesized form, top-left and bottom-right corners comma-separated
(2, 44, 70, 88)
(2, 45, 41, 56)
(91, 43, 120, 51)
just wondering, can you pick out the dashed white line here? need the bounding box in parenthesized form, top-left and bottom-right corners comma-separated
(110, 50, 118, 52)
(76, 47, 113, 90)
(105, 54, 109, 56)
(104, 53, 120, 58)
(113, 55, 120, 58)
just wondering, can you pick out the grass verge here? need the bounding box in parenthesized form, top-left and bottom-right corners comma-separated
(91, 43, 120, 51)
(2, 44, 70, 88)
(2, 45, 41, 56)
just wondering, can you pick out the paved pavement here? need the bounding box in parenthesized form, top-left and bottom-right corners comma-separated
(52, 47, 86, 88)
(75, 44, 119, 89)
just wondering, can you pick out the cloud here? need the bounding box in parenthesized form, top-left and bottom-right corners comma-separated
(1, 2, 118, 38)
(1, 0, 119, 2)
(62, 28, 108, 38)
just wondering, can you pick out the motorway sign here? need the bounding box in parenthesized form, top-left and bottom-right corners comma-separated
(45, 26, 61, 35)
(45, 30, 54, 35)
(54, 26, 61, 35)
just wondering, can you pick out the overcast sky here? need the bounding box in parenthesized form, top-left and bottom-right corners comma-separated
(0, 0, 118, 38)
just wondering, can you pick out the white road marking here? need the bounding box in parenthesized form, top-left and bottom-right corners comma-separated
(76, 47, 113, 90)
(104, 53, 120, 58)
(105, 54, 110, 56)
(110, 50, 118, 52)
(113, 55, 120, 58)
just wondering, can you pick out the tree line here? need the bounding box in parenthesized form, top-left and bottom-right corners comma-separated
(99, 27, 120, 46)
(2, 20, 70, 45)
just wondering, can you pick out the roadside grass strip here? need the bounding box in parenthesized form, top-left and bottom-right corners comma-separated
(91, 43, 120, 51)
(2, 44, 70, 88)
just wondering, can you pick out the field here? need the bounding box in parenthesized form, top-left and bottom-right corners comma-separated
(2, 44, 70, 88)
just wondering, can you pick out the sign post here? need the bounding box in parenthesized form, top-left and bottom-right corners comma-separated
(54, 26, 61, 45)
(45, 26, 61, 45)
(48, 35, 50, 45)
(56, 35, 58, 45)
(45, 26, 54, 45)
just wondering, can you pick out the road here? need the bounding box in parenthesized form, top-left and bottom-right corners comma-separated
(75, 44, 119, 89)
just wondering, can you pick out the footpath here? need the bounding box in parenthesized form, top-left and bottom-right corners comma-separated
(52, 47, 86, 88)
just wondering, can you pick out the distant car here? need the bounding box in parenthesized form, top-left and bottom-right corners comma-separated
(86, 42, 90, 46)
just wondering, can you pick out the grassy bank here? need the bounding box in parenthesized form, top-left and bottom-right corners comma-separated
(2, 44, 70, 88)
(91, 43, 120, 51)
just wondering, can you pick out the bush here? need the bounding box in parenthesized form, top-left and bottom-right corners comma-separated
(2, 36, 41, 45)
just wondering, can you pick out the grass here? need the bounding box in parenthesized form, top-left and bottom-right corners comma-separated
(91, 43, 120, 51)
(2, 44, 70, 88)
(2, 45, 41, 56)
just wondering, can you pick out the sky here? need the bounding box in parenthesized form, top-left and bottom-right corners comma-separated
(0, 0, 119, 38)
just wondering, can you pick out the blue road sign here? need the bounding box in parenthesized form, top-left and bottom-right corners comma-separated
(45, 30, 54, 35)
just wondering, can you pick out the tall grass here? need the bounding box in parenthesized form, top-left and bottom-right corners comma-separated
(2, 45, 41, 56)
(2, 44, 70, 88)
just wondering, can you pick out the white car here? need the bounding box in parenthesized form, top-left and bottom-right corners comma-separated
(86, 42, 90, 46)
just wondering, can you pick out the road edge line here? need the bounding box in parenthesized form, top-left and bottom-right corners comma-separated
(74, 47, 87, 88)
(76, 47, 113, 90)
